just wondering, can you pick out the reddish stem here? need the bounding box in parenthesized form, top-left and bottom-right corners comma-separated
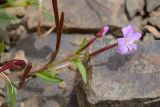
(79, 36, 97, 52)
(0, 59, 26, 73)
(88, 43, 118, 57)
(19, 63, 32, 88)
(52, 0, 59, 27)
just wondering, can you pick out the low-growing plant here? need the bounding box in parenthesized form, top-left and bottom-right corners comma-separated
(0, 0, 142, 107)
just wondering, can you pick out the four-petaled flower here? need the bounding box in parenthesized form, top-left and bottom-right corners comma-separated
(116, 25, 142, 54)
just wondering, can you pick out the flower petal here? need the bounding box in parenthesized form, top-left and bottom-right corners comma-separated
(116, 45, 129, 54)
(131, 44, 137, 50)
(102, 26, 109, 36)
(122, 25, 134, 37)
(130, 32, 142, 41)
(117, 38, 126, 45)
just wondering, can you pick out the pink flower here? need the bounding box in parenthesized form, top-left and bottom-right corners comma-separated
(116, 25, 142, 54)
(96, 26, 109, 37)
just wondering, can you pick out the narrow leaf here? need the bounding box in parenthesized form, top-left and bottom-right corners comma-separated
(0, 41, 5, 54)
(73, 60, 87, 83)
(76, 37, 87, 54)
(6, 82, 17, 107)
(48, 67, 57, 76)
(36, 72, 62, 83)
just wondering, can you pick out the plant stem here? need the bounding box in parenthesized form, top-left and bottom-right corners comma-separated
(88, 43, 118, 58)
(78, 36, 97, 52)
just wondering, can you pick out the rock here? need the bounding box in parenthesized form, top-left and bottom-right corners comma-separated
(8, 25, 26, 45)
(19, 96, 40, 107)
(0, 96, 5, 106)
(26, 1, 54, 30)
(12, 33, 92, 60)
(44, 100, 61, 107)
(146, 0, 160, 12)
(58, 0, 100, 28)
(0, 28, 10, 44)
(26, 0, 129, 29)
(5, 7, 26, 17)
(0, 78, 5, 89)
(149, 11, 160, 29)
(82, 0, 128, 27)
(58, 81, 67, 89)
(144, 25, 160, 38)
(129, 16, 143, 31)
(76, 36, 160, 107)
(126, 0, 144, 17)
(13, 50, 28, 63)
(143, 33, 155, 41)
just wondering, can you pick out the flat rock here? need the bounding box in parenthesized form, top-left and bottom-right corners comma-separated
(12, 33, 92, 61)
(126, 0, 144, 18)
(26, 1, 54, 30)
(83, 0, 128, 27)
(25, 0, 129, 30)
(143, 33, 155, 41)
(58, 0, 101, 28)
(146, 0, 160, 12)
(77, 37, 160, 106)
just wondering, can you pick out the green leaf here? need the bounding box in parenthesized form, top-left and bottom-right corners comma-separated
(7, 0, 14, 6)
(73, 60, 87, 83)
(0, 41, 5, 54)
(76, 37, 87, 54)
(48, 67, 57, 76)
(0, 10, 17, 28)
(6, 82, 17, 107)
(36, 72, 62, 83)
(7, 0, 35, 7)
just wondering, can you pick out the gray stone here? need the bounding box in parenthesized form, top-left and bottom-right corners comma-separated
(26, 0, 129, 29)
(84, 0, 128, 27)
(129, 16, 143, 31)
(58, 0, 101, 28)
(18, 96, 40, 107)
(147, 0, 160, 12)
(143, 33, 155, 41)
(0, 78, 5, 89)
(44, 100, 61, 107)
(26, 5, 54, 30)
(77, 36, 160, 106)
(12, 33, 92, 60)
(126, 0, 144, 17)
(149, 11, 160, 29)
(0, 28, 10, 44)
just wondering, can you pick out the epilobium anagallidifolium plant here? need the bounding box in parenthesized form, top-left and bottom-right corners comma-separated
(0, 0, 142, 106)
